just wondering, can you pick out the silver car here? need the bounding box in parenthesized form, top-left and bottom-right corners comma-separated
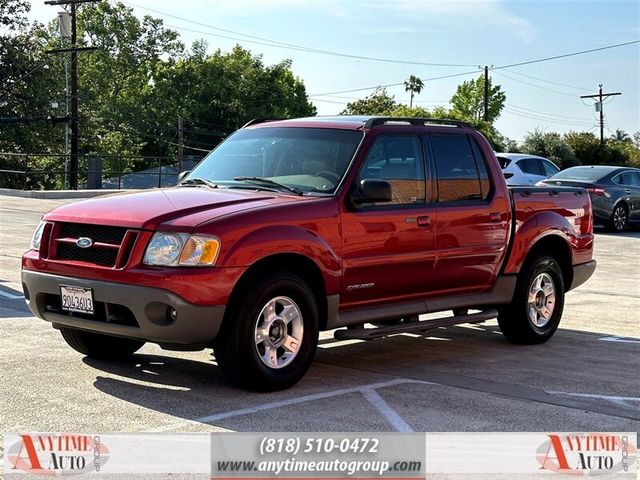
(496, 153, 560, 186)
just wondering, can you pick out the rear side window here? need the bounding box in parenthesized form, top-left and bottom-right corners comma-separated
(518, 158, 544, 175)
(615, 171, 640, 187)
(542, 160, 560, 176)
(430, 135, 485, 202)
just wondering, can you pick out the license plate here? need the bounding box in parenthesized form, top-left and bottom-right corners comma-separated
(60, 285, 94, 315)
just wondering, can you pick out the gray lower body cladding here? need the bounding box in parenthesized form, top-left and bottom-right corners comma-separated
(21, 270, 225, 345)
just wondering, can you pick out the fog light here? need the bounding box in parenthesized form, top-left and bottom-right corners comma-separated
(167, 307, 178, 322)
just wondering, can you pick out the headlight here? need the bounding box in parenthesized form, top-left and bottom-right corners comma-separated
(30, 221, 46, 251)
(143, 232, 220, 266)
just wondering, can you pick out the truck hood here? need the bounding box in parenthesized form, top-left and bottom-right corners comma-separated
(43, 187, 296, 230)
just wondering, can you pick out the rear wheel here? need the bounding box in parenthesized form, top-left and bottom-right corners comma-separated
(214, 273, 319, 391)
(60, 327, 144, 359)
(498, 255, 565, 344)
(609, 203, 628, 232)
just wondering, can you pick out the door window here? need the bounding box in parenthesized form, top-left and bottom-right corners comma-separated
(430, 135, 485, 202)
(616, 171, 640, 187)
(518, 158, 544, 176)
(359, 136, 426, 205)
(542, 160, 560, 177)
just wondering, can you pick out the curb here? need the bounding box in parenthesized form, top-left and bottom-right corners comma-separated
(0, 188, 136, 199)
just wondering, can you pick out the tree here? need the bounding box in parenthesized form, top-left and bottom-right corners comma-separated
(340, 87, 398, 115)
(610, 129, 631, 143)
(521, 130, 577, 169)
(450, 74, 506, 124)
(404, 75, 424, 109)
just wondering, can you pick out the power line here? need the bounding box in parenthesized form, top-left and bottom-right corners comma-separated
(312, 40, 639, 98)
(122, 1, 477, 68)
(502, 108, 595, 127)
(492, 70, 577, 97)
(507, 103, 594, 122)
(501, 69, 591, 92)
(310, 69, 480, 96)
(492, 39, 640, 70)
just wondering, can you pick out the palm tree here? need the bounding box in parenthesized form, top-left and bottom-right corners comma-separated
(404, 75, 424, 108)
(611, 129, 630, 143)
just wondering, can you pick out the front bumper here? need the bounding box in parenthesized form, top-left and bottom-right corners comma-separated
(22, 270, 225, 346)
(569, 260, 597, 291)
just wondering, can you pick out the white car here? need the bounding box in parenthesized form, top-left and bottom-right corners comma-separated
(496, 153, 560, 186)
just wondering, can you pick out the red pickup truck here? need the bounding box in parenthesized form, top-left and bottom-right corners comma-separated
(22, 116, 596, 391)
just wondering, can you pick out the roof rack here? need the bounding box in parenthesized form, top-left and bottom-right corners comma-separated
(364, 117, 472, 129)
(241, 118, 285, 128)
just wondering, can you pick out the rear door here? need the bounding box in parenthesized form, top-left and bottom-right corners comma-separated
(427, 133, 510, 295)
(517, 157, 546, 184)
(341, 134, 436, 308)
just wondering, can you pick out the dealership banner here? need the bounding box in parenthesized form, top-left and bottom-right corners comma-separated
(425, 433, 637, 479)
(2, 432, 637, 479)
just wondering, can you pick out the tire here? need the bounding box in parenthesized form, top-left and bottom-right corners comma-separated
(608, 203, 628, 233)
(498, 255, 565, 345)
(214, 272, 319, 391)
(60, 327, 144, 359)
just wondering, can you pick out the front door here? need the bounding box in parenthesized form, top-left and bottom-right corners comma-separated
(341, 134, 436, 309)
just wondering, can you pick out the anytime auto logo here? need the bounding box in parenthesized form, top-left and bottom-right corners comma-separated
(7, 433, 109, 476)
(536, 433, 636, 476)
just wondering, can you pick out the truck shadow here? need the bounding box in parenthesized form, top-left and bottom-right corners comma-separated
(83, 323, 640, 431)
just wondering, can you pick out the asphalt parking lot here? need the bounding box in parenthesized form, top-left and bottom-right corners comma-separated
(1, 194, 639, 439)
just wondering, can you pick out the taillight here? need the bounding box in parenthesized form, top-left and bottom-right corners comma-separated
(587, 187, 606, 196)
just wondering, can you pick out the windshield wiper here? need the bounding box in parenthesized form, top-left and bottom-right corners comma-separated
(179, 177, 218, 189)
(233, 176, 303, 195)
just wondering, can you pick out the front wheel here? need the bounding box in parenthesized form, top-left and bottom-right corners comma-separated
(60, 327, 144, 359)
(498, 256, 565, 344)
(214, 273, 319, 391)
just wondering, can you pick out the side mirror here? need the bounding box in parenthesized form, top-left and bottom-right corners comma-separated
(353, 179, 392, 204)
(503, 172, 514, 179)
(177, 170, 190, 183)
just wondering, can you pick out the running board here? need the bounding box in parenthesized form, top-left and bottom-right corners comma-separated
(333, 309, 499, 341)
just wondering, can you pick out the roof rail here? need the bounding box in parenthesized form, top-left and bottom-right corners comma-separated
(364, 117, 473, 129)
(241, 118, 284, 128)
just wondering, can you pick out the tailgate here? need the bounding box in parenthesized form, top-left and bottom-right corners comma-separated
(510, 186, 592, 236)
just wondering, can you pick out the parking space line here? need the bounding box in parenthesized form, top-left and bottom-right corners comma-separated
(0, 290, 24, 300)
(598, 336, 640, 344)
(146, 378, 431, 432)
(548, 391, 640, 403)
(361, 389, 414, 432)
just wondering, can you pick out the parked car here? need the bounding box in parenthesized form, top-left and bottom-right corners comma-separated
(22, 116, 596, 391)
(539, 165, 640, 232)
(497, 153, 560, 185)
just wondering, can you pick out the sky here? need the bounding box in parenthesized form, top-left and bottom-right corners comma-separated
(26, 0, 640, 142)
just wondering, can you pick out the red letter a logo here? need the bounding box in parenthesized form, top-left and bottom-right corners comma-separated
(12, 435, 43, 470)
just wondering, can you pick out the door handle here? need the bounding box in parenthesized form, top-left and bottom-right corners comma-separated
(416, 216, 431, 228)
(625, 189, 632, 194)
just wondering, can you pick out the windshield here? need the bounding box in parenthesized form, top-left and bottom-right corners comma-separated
(184, 127, 363, 194)
(550, 167, 613, 182)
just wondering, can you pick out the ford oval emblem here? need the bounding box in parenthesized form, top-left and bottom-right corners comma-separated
(76, 237, 93, 248)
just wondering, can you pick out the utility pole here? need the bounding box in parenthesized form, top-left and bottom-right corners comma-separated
(45, 0, 98, 189)
(483, 65, 489, 122)
(580, 84, 622, 145)
(177, 117, 184, 173)
(58, 11, 71, 188)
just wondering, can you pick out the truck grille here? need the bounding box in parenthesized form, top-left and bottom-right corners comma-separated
(48, 222, 138, 268)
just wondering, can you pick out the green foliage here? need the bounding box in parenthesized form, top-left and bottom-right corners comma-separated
(521, 130, 577, 169)
(340, 87, 398, 115)
(450, 74, 506, 123)
(0, 1, 317, 189)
